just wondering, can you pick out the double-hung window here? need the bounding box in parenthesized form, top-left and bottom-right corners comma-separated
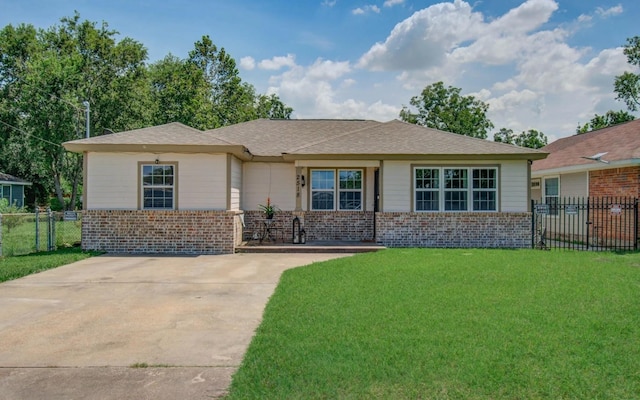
(311, 169, 363, 211)
(141, 164, 175, 209)
(414, 167, 498, 212)
(543, 177, 559, 215)
(415, 168, 439, 211)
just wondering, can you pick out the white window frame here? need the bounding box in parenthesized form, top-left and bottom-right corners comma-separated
(310, 169, 363, 211)
(413, 166, 499, 212)
(141, 163, 175, 210)
(543, 176, 560, 216)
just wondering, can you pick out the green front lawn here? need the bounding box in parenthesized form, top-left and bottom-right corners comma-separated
(0, 247, 100, 283)
(1, 217, 82, 257)
(227, 249, 640, 399)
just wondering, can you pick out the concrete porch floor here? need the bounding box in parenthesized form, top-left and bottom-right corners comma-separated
(236, 240, 385, 253)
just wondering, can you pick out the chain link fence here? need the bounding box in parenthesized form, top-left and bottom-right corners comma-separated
(0, 209, 82, 257)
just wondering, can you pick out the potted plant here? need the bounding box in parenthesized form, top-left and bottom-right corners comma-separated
(258, 197, 279, 219)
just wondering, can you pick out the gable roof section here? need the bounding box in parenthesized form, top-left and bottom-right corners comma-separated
(63, 119, 547, 161)
(206, 118, 382, 157)
(63, 122, 251, 159)
(532, 119, 640, 174)
(284, 120, 546, 160)
(0, 172, 31, 185)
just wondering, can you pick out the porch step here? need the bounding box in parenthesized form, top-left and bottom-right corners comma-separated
(236, 241, 385, 254)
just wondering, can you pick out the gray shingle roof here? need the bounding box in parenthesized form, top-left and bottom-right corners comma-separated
(65, 122, 233, 146)
(0, 172, 31, 184)
(206, 119, 381, 156)
(64, 119, 547, 160)
(287, 120, 544, 156)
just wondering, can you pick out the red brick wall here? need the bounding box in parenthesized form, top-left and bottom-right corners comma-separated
(589, 166, 640, 197)
(82, 210, 242, 254)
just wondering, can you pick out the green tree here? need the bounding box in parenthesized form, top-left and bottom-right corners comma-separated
(576, 110, 635, 133)
(514, 129, 547, 149)
(149, 54, 215, 130)
(493, 128, 547, 149)
(493, 128, 516, 144)
(614, 36, 640, 112)
(399, 81, 494, 139)
(0, 14, 151, 209)
(255, 93, 293, 119)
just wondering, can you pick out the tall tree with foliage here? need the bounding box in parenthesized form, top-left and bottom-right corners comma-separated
(614, 36, 640, 112)
(400, 81, 494, 139)
(149, 36, 293, 129)
(576, 110, 635, 133)
(0, 14, 151, 209)
(493, 128, 547, 149)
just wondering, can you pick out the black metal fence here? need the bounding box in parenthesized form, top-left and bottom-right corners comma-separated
(0, 209, 82, 257)
(532, 197, 638, 251)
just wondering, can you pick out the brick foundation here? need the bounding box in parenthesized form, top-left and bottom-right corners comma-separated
(375, 212, 531, 248)
(82, 210, 242, 254)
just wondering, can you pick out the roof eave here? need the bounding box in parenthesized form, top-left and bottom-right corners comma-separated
(532, 158, 640, 177)
(63, 143, 253, 161)
(282, 153, 547, 161)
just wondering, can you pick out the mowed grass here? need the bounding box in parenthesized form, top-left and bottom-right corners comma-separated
(226, 249, 640, 399)
(2, 218, 82, 257)
(0, 247, 100, 282)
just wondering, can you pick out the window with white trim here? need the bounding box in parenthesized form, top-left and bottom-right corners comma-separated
(415, 168, 439, 211)
(141, 164, 175, 209)
(310, 169, 363, 211)
(543, 177, 559, 216)
(414, 167, 498, 212)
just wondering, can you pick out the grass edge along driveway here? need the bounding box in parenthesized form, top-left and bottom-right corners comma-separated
(226, 248, 640, 400)
(0, 247, 99, 283)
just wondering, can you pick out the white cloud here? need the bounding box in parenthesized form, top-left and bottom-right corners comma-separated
(352, 5, 381, 15)
(357, 0, 484, 71)
(595, 4, 623, 18)
(321, 0, 337, 7)
(577, 14, 592, 23)
(239, 56, 256, 70)
(254, 0, 632, 139)
(384, 0, 404, 7)
(258, 54, 297, 70)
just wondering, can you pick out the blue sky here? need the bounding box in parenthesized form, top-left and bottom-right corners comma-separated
(1, 0, 638, 141)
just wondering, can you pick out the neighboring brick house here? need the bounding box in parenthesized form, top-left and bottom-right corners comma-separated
(0, 172, 31, 208)
(531, 119, 640, 201)
(63, 119, 547, 254)
(531, 119, 640, 246)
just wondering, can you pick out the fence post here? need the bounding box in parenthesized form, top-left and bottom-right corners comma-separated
(47, 208, 54, 251)
(632, 198, 638, 250)
(0, 213, 3, 258)
(531, 199, 535, 249)
(35, 207, 40, 252)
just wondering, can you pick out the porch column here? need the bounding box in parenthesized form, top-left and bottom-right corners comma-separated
(295, 166, 302, 211)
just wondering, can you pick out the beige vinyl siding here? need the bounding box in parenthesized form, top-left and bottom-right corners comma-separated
(230, 156, 242, 210)
(85, 152, 227, 210)
(381, 161, 411, 212)
(243, 162, 296, 211)
(179, 154, 227, 210)
(499, 160, 529, 212)
(86, 153, 138, 209)
(560, 172, 588, 197)
(365, 167, 376, 212)
(382, 159, 530, 212)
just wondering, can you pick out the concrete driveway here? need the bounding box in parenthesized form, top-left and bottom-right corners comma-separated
(0, 252, 352, 399)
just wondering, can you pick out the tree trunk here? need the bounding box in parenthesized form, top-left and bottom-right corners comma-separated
(69, 156, 82, 210)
